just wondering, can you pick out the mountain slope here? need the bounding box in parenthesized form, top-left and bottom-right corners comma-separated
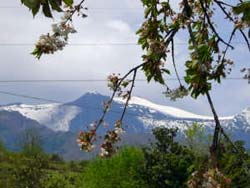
(0, 103, 81, 132)
(0, 92, 250, 159)
(115, 96, 233, 120)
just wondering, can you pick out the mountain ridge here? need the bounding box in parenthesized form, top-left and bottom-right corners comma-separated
(0, 92, 236, 132)
(0, 92, 249, 159)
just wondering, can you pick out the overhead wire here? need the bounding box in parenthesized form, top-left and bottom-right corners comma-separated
(0, 6, 143, 10)
(0, 43, 138, 46)
(0, 90, 139, 118)
(0, 77, 247, 83)
(0, 90, 134, 140)
(0, 90, 61, 103)
(0, 42, 248, 46)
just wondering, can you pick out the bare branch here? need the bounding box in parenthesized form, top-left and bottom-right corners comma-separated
(120, 69, 137, 122)
(215, 0, 250, 51)
(65, 0, 87, 23)
(171, 39, 182, 87)
(200, 0, 234, 49)
(94, 62, 146, 133)
(214, 0, 234, 8)
(221, 28, 237, 63)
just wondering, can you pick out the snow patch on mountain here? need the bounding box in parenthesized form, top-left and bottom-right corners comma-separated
(137, 116, 191, 130)
(115, 96, 234, 121)
(0, 104, 81, 132)
(241, 107, 250, 125)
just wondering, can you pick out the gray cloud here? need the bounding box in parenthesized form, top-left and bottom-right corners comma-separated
(0, 0, 249, 116)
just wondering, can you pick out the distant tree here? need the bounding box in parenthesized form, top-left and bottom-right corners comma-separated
(82, 147, 146, 188)
(43, 172, 82, 188)
(142, 127, 194, 188)
(218, 140, 250, 188)
(0, 139, 6, 159)
(184, 123, 211, 156)
(49, 153, 64, 162)
(12, 129, 48, 188)
(20, 128, 44, 156)
(12, 154, 48, 188)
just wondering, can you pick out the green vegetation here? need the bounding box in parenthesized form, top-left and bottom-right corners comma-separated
(0, 150, 84, 188)
(0, 126, 250, 187)
(0, 130, 84, 188)
(82, 147, 146, 188)
(142, 128, 194, 188)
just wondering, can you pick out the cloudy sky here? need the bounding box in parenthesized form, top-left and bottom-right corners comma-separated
(0, 0, 249, 116)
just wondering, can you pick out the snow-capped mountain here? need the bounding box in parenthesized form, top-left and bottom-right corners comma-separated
(0, 93, 234, 132)
(115, 96, 233, 120)
(0, 103, 81, 131)
(0, 92, 249, 159)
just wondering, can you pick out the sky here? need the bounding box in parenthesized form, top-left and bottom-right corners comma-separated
(0, 0, 249, 116)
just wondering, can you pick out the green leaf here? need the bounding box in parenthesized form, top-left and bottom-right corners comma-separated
(21, 0, 65, 17)
(63, 0, 73, 6)
(31, 48, 42, 59)
(42, 1, 53, 18)
(144, 7, 151, 18)
(161, 68, 170, 75)
(233, 1, 250, 14)
(233, 1, 250, 24)
(32, 5, 40, 16)
(49, 0, 63, 12)
(21, 0, 41, 16)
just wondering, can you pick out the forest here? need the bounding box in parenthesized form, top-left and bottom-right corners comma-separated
(0, 125, 250, 187)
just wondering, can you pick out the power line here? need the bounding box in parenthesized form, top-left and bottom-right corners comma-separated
(0, 90, 138, 118)
(0, 79, 144, 83)
(0, 42, 248, 47)
(0, 77, 247, 83)
(0, 90, 60, 103)
(0, 6, 143, 11)
(0, 43, 139, 46)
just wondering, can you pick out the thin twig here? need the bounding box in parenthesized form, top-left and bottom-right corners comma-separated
(200, 0, 234, 49)
(215, 1, 250, 51)
(93, 62, 146, 133)
(65, 0, 86, 23)
(221, 28, 237, 63)
(120, 69, 137, 121)
(171, 39, 182, 86)
(214, 0, 234, 8)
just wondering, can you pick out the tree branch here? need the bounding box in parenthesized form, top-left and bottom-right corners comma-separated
(119, 69, 137, 122)
(94, 62, 146, 133)
(171, 39, 182, 87)
(199, 0, 234, 49)
(215, 0, 250, 51)
(65, 0, 86, 23)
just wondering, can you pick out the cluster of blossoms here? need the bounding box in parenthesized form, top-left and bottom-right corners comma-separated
(100, 120, 125, 158)
(77, 130, 96, 152)
(107, 73, 131, 98)
(241, 68, 250, 83)
(77, 120, 125, 158)
(147, 39, 167, 56)
(107, 74, 120, 91)
(32, 11, 78, 59)
(164, 86, 189, 101)
(188, 168, 231, 188)
(102, 100, 111, 113)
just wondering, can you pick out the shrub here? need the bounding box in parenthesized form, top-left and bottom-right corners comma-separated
(82, 147, 146, 188)
(142, 127, 194, 188)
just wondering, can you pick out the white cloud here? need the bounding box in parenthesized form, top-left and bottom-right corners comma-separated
(0, 0, 249, 116)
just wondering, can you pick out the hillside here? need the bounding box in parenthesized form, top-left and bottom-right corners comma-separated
(0, 92, 250, 159)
